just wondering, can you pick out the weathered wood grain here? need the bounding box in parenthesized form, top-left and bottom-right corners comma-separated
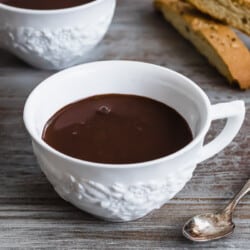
(0, 0, 249, 249)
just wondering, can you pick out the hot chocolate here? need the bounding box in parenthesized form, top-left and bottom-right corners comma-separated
(0, 0, 95, 10)
(42, 94, 193, 164)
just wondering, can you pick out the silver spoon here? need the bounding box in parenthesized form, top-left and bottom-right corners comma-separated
(183, 179, 250, 242)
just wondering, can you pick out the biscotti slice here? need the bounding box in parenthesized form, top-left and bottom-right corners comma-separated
(187, 0, 250, 36)
(154, 0, 250, 89)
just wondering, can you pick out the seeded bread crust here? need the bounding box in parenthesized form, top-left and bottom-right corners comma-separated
(187, 0, 250, 36)
(154, 0, 250, 89)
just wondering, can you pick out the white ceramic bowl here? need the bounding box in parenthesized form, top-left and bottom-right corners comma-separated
(0, 0, 116, 70)
(23, 61, 245, 221)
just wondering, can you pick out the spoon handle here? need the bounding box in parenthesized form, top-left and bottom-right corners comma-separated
(223, 179, 250, 216)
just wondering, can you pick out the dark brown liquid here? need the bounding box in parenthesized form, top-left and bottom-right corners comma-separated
(0, 0, 94, 10)
(42, 94, 193, 164)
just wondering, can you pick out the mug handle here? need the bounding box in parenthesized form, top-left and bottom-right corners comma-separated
(198, 100, 245, 163)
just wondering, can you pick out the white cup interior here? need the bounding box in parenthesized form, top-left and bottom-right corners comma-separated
(24, 61, 210, 146)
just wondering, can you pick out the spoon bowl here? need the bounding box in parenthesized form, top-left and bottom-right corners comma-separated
(183, 213, 235, 242)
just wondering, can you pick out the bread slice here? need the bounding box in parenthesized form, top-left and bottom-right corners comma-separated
(154, 0, 250, 89)
(187, 0, 250, 36)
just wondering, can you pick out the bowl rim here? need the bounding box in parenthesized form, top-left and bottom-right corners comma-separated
(0, 0, 107, 15)
(23, 60, 211, 169)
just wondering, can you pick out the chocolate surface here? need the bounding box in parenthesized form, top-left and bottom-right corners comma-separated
(42, 94, 193, 164)
(0, 0, 94, 10)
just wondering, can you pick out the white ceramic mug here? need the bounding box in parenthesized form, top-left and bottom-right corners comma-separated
(23, 61, 245, 221)
(0, 0, 116, 70)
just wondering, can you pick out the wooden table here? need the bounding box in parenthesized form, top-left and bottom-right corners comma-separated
(0, 0, 249, 248)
